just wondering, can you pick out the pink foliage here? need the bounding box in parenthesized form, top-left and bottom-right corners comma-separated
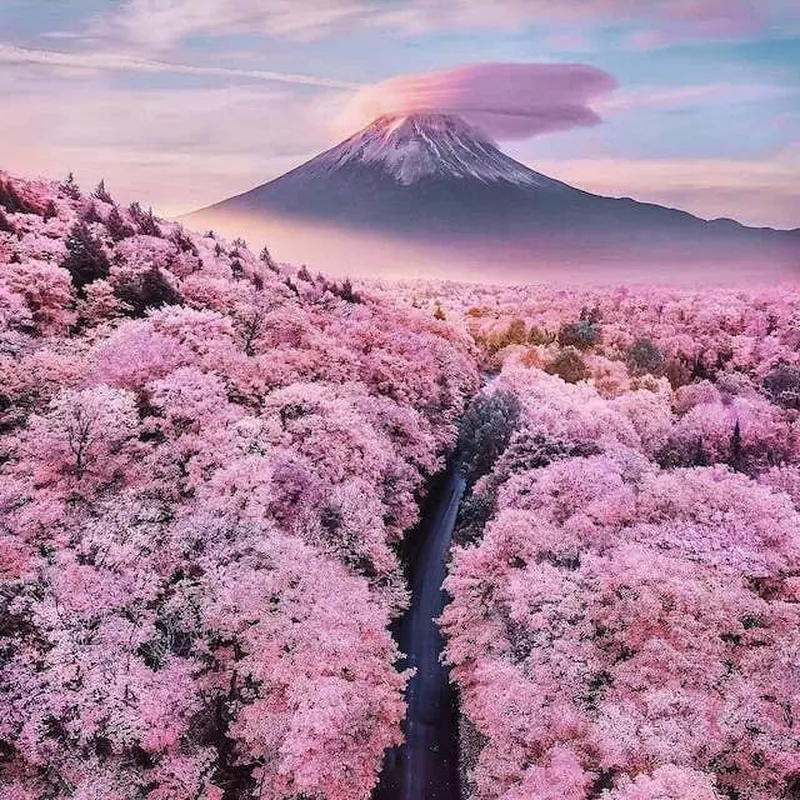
(93, 320, 187, 390)
(0, 260, 74, 334)
(433, 278, 800, 800)
(4, 168, 798, 800)
(0, 172, 478, 799)
(19, 386, 141, 496)
(606, 766, 725, 799)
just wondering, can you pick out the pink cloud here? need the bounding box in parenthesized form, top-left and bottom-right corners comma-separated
(106, 0, 794, 48)
(342, 62, 617, 141)
(435, 0, 773, 40)
(107, 0, 378, 48)
(630, 1, 764, 48)
(662, 0, 763, 35)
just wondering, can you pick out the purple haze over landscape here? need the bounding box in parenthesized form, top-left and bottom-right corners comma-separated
(3, 5, 800, 800)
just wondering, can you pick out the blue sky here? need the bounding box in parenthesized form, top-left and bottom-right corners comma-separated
(0, 1, 798, 227)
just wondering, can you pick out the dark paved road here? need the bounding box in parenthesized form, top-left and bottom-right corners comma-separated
(376, 467, 466, 800)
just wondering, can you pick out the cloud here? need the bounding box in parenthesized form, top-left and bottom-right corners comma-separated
(0, 44, 359, 89)
(0, 69, 348, 215)
(105, 0, 379, 47)
(597, 82, 791, 113)
(533, 148, 800, 229)
(104, 0, 797, 48)
(397, 0, 797, 42)
(629, 0, 762, 45)
(341, 62, 617, 140)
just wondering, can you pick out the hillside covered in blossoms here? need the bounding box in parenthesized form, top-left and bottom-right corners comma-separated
(413, 283, 800, 800)
(0, 171, 479, 799)
(2, 169, 800, 800)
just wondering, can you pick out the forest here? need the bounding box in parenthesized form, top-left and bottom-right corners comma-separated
(426, 284, 800, 800)
(1, 172, 799, 800)
(0, 172, 477, 799)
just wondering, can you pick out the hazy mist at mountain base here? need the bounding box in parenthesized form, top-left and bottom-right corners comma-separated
(187, 209, 798, 286)
(184, 113, 798, 284)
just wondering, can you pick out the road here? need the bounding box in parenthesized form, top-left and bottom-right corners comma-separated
(375, 466, 466, 800)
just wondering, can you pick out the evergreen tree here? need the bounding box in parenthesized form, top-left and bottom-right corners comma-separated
(92, 179, 113, 204)
(129, 202, 162, 236)
(458, 390, 521, 484)
(106, 206, 135, 241)
(259, 245, 278, 271)
(114, 267, 181, 317)
(82, 202, 103, 224)
(170, 227, 198, 256)
(339, 278, 361, 304)
(626, 337, 666, 376)
(61, 172, 82, 200)
(62, 222, 110, 293)
(43, 200, 58, 221)
(0, 208, 13, 233)
(694, 437, 710, 467)
(730, 419, 744, 473)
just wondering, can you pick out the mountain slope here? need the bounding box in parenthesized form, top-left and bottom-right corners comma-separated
(186, 112, 798, 277)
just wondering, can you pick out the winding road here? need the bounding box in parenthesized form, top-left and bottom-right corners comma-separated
(376, 466, 466, 800)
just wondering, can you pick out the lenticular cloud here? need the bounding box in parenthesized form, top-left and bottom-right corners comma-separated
(344, 62, 618, 140)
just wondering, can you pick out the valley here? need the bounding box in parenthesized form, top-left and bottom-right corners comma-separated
(3, 4, 800, 799)
(2, 173, 800, 800)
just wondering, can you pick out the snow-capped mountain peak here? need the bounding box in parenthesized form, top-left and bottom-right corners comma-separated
(314, 112, 565, 188)
(187, 108, 799, 277)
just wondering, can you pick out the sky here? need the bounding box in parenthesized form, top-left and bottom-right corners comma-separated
(0, 0, 798, 228)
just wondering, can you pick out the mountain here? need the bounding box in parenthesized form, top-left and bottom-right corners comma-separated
(186, 112, 799, 279)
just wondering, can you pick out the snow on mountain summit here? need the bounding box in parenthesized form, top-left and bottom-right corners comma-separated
(315, 112, 567, 188)
(186, 109, 799, 278)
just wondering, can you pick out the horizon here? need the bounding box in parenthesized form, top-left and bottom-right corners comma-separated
(192, 109, 798, 234)
(1, 0, 798, 229)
